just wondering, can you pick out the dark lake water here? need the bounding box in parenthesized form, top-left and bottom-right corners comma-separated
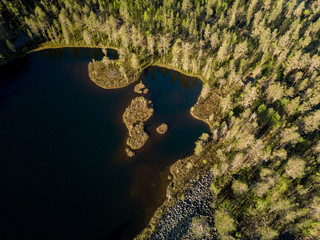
(0, 48, 208, 240)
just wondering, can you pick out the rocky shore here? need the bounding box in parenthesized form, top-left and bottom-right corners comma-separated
(137, 172, 217, 240)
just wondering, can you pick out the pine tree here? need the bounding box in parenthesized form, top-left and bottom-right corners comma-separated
(246, 0, 258, 26)
(171, 39, 181, 67)
(181, 0, 192, 14)
(217, 37, 229, 63)
(214, 209, 236, 236)
(83, 29, 91, 46)
(285, 158, 306, 179)
(147, 34, 155, 56)
(130, 53, 139, 71)
(266, 82, 284, 103)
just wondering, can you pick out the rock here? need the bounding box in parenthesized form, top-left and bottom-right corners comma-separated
(126, 148, 135, 157)
(134, 82, 145, 94)
(149, 172, 216, 240)
(156, 123, 168, 134)
(143, 88, 149, 94)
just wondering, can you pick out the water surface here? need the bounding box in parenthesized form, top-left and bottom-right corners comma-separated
(0, 48, 208, 240)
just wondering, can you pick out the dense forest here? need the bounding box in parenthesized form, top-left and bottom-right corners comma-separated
(1, 0, 320, 239)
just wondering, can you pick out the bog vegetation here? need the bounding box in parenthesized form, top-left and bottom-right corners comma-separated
(123, 96, 154, 151)
(1, 0, 320, 239)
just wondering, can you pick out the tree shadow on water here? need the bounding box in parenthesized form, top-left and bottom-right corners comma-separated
(104, 220, 131, 240)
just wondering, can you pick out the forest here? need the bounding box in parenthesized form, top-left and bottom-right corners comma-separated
(1, 0, 320, 239)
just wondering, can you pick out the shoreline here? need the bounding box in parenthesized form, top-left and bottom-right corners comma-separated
(0, 42, 120, 66)
(2, 42, 207, 84)
(190, 108, 212, 129)
(2, 43, 213, 239)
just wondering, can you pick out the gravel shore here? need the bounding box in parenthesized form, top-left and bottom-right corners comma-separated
(150, 172, 217, 240)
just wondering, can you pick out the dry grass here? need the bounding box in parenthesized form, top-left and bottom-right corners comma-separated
(191, 91, 222, 127)
(123, 96, 154, 150)
(134, 83, 145, 94)
(125, 147, 135, 157)
(88, 60, 139, 89)
(156, 123, 168, 134)
(126, 122, 149, 149)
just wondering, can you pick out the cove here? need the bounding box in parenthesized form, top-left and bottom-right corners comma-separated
(0, 48, 208, 240)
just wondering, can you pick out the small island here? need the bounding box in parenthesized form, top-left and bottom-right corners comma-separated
(125, 147, 135, 158)
(134, 82, 149, 95)
(134, 82, 145, 94)
(156, 123, 168, 135)
(142, 88, 149, 94)
(123, 96, 154, 152)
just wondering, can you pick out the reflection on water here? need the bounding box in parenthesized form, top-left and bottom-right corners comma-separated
(0, 48, 208, 240)
(148, 67, 198, 90)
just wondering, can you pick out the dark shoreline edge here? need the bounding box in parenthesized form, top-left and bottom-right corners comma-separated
(2, 44, 214, 240)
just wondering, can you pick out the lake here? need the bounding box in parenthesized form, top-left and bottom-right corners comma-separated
(0, 48, 208, 240)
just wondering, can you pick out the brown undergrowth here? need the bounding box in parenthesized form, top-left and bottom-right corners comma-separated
(191, 91, 222, 128)
(123, 96, 154, 151)
(156, 123, 168, 134)
(88, 59, 140, 89)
